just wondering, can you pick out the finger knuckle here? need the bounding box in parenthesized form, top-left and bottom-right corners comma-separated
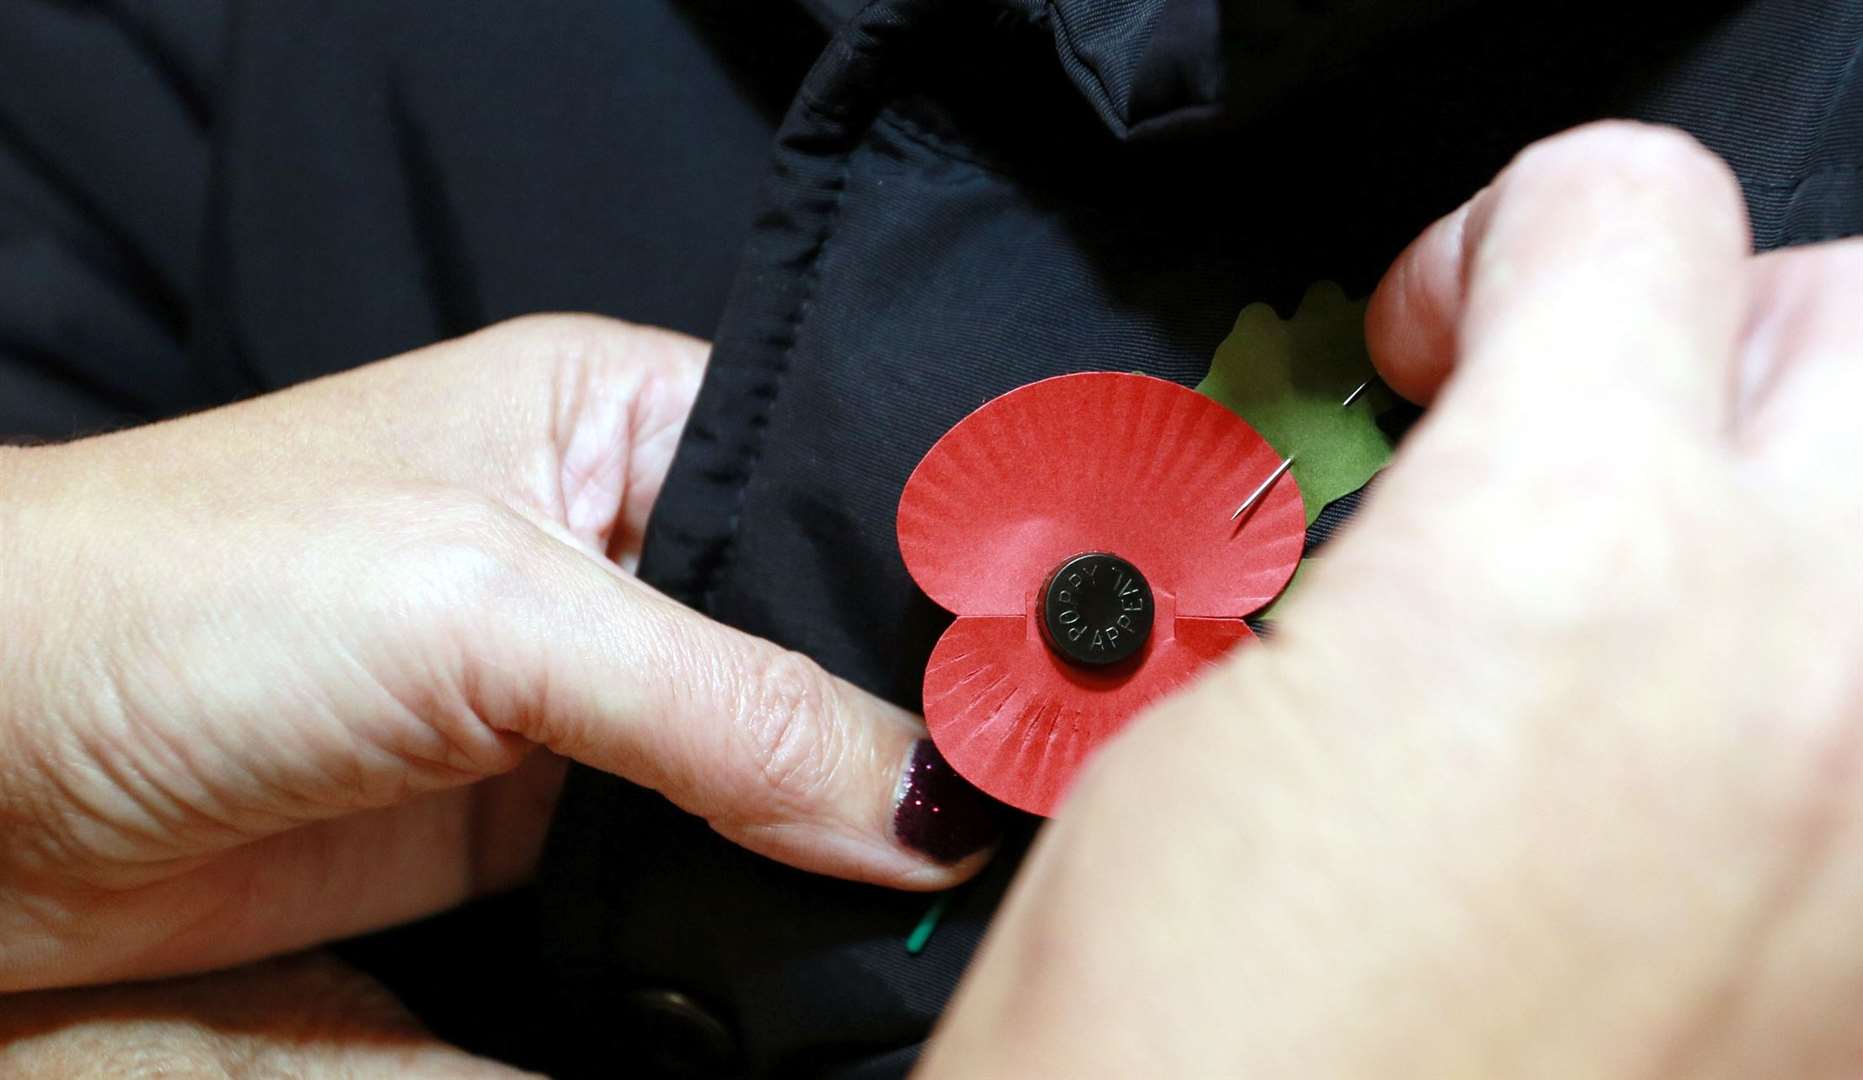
(385, 493, 531, 608)
(1505, 121, 1741, 224)
(498, 313, 663, 386)
(738, 650, 842, 806)
(482, 312, 636, 358)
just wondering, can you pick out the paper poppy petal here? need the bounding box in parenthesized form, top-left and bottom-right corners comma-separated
(898, 373, 1304, 618)
(923, 613, 1253, 815)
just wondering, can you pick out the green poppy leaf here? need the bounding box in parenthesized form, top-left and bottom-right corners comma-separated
(1196, 281, 1395, 523)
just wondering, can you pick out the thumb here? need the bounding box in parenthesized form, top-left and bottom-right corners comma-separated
(498, 536, 1003, 889)
(1364, 121, 1748, 409)
(1363, 191, 1482, 405)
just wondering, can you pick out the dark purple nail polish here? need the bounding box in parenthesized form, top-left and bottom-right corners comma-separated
(894, 739, 1001, 864)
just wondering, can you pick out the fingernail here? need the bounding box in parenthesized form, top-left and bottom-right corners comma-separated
(894, 739, 1002, 864)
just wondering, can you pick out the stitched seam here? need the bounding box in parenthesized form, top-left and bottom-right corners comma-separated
(700, 146, 859, 613)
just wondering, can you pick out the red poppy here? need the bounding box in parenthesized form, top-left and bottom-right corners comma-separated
(897, 372, 1306, 816)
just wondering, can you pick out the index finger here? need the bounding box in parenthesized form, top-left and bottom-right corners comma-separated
(1367, 121, 1751, 437)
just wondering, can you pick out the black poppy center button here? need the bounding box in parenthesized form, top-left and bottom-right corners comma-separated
(1041, 552, 1153, 667)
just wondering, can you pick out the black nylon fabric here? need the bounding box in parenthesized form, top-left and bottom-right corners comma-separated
(0, 1, 227, 435)
(1630, 0, 1863, 246)
(0, 0, 818, 445)
(202, 1, 819, 393)
(1038, 0, 1490, 137)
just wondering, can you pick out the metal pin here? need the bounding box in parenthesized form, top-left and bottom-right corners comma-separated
(1232, 455, 1295, 521)
(1341, 380, 1371, 408)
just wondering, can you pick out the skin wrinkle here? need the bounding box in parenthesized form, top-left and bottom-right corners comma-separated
(129, 809, 430, 986)
(545, 338, 581, 545)
(739, 649, 842, 812)
(118, 705, 267, 851)
(386, 615, 520, 783)
(59, 558, 247, 878)
(613, 336, 704, 570)
(68, 728, 206, 869)
(1731, 262, 1795, 432)
(5, 496, 125, 881)
(87, 543, 315, 852)
(564, 378, 632, 551)
(26, 735, 184, 888)
(136, 861, 279, 977)
(1739, 242, 1863, 447)
(429, 576, 562, 896)
(544, 320, 632, 549)
(303, 629, 440, 810)
(344, 661, 494, 808)
(95, 613, 333, 860)
(605, 357, 650, 566)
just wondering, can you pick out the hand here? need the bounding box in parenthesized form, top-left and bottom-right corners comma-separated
(920, 121, 1863, 1076)
(0, 315, 998, 992)
(0, 952, 535, 1079)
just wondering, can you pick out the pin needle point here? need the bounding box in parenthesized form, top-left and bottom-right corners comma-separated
(1342, 380, 1371, 408)
(1232, 456, 1295, 521)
